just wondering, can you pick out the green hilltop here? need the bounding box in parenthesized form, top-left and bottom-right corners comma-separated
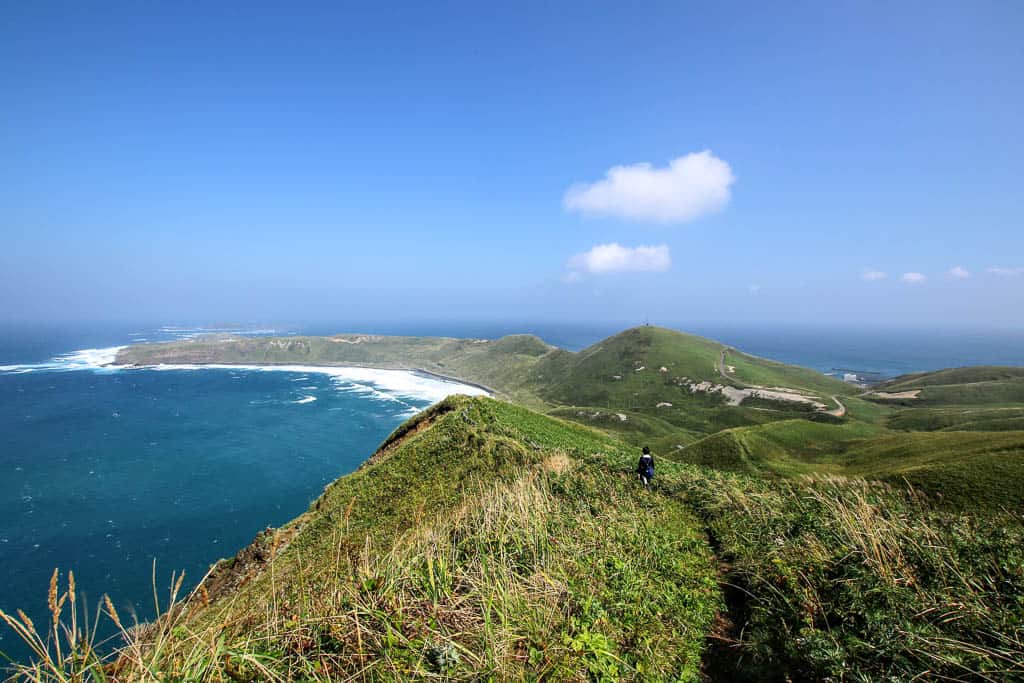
(6, 326, 1024, 681)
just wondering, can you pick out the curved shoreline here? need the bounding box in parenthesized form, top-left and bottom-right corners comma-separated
(108, 359, 495, 398)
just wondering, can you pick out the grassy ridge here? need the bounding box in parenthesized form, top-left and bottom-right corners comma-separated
(6, 397, 1022, 681)
(2, 397, 722, 681)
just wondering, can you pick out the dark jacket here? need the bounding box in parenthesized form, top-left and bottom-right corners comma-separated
(637, 453, 654, 475)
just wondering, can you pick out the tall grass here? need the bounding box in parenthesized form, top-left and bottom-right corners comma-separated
(663, 467, 1024, 681)
(3, 457, 718, 681)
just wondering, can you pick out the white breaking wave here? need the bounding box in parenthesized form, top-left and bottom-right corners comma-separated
(135, 363, 488, 405)
(0, 346, 126, 374)
(0, 345, 487, 406)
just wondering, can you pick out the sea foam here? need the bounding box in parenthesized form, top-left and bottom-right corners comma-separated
(0, 345, 487, 406)
(137, 363, 488, 405)
(0, 346, 126, 374)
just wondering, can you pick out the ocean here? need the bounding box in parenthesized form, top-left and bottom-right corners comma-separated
(2, 321, 1023, 661)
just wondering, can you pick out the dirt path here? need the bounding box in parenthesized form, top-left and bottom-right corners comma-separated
(717, 348, 751, 387)
(826, 396, 846, 417)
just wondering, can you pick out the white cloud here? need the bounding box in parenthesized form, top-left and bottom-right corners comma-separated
(900, 272, 927, 284)
(563, 150, 734, 224)
(748, 284, 761, 294)
(988, 266, 1024, 277)
(566, 243, 671, 278)
(861, 269, 887, 281)
(947, 266, 970, 280)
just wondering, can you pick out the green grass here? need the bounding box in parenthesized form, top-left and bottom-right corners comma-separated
(868, 366, 1024, 408)
(4, 397, 1022, 682)
(670, 418, 888, 478)
(660, 467, 1024, 681)
(880, 366, 1024, 391)
(724, 348, 857, 397)
(888, 406, 1024, 432)
(674, 416, 1024, 511)
(837, 430, 1024, 510)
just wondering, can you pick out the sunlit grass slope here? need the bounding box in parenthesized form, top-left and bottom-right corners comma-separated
(5, 397, 1023, 682)
(672, 419, 1024, 510)
(888, 406, 1024, 432)
(129, 397, 719, 681)
(669, 419, 886, 478)
(869, 366, 1024, 407)
(723, 347, 856, 397)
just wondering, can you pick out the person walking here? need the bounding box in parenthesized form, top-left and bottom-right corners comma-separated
(637, 446, 655, 489)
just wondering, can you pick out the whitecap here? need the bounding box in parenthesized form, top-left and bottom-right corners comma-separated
(293, 396, 317, 404)
(0, 346, 126, 375)
(130, 363, 488, 405)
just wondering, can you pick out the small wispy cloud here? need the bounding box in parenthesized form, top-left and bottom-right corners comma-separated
(900, 272, 927, 284)
(748, 284, 761, 294)
(565, 243, 670, 281)
(947, 266, 970, 280)
(563, 151, 735, 224)
(988, 266, 1024, 277)
(861, 269, 887, 282)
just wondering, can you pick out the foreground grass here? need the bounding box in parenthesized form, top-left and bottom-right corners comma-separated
(4, 396, 1023, 681)
(659, 468, 1024, 681)
(2, 397, 719, 681)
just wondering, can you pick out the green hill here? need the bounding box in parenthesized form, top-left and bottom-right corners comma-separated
(670, 418, 886, 478)
(116, 326, 862, 442)
(672, 417, 1024, 510)
(887, 406, 1024, 432)
(10, 396, 1022, 681)
(867, 366, 1024, 407)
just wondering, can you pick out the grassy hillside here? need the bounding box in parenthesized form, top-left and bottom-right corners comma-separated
(673, 418, 1024, 510)
(116, 326, 864, 444)
(880, 366, 1024, 390)
(888, 406, 1024, 432)
(723, 347, 856, 397)
(7, 397, 1022, 681)
(670, 419, 886, 478)
(867, 366, 1024, 407)
(838, 430, 1024, 510)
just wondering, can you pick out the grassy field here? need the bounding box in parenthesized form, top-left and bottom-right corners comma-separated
(867, 366, 1024, 407)
(669, 419, 887, 478)
(6, 397, 1022, 681)
(888, 406, 1024, 432)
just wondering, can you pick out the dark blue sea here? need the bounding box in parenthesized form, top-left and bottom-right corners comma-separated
(2, 320, 1023, 662)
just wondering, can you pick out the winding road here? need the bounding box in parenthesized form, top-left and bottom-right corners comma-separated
(718, 347, 846, 417)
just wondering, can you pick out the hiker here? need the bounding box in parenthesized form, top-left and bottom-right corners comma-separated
(637, 446, 654, 489)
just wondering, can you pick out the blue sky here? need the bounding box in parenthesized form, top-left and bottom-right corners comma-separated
(2, 1, 1022, 328)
